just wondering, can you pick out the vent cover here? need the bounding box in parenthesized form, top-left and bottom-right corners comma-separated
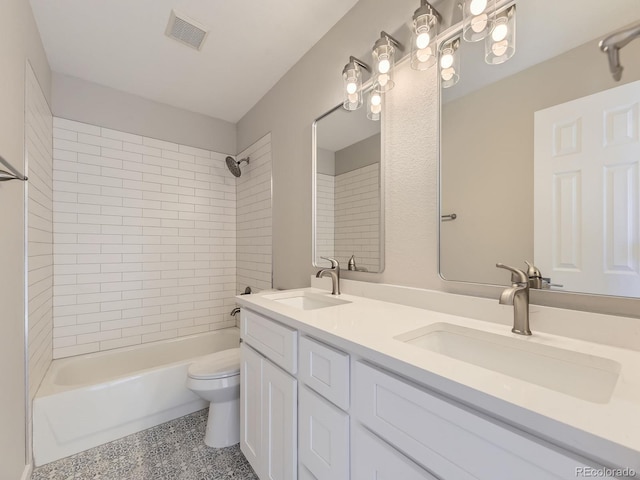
(165, 10, 209, 51)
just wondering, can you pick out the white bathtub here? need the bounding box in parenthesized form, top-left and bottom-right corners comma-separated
(33, 327, 239, 466)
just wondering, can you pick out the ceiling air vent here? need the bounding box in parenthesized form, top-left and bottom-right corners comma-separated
(165, 10, 209, 51)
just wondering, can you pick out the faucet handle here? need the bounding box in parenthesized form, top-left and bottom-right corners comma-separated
(321, 256, 340, 269)
(496, 263, 528, 285)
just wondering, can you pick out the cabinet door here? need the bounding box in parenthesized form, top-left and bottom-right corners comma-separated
(299, 386, 349, 480)
(262, 358, 298, 480)
(240, 343, 263, 474)
(352, 425, 437, 480)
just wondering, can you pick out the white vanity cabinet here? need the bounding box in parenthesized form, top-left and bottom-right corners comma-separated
(240, 309, 298, 480)
(298, 336, 351, 480)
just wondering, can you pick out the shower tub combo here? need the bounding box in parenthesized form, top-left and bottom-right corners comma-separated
(33, 327, 239, 466)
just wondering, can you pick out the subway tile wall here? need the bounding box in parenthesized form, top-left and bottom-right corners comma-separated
(334, 164, 380, 272)
(52, 118, 237, 358)
(315, 173, 335, 265)
(27, 63, 54, 397)
(236, 133, 272, 293)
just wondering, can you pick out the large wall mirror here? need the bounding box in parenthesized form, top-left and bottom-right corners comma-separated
(313, 102, 384, 273)
(440, 0, 640, 298)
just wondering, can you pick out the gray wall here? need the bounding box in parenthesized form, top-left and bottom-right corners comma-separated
(52, 73, 237, 154)
(237, 0, 640, 317)
(335, 133, 380, 175)
(316, 148, 335, 176)
(0, 0, 51, 477)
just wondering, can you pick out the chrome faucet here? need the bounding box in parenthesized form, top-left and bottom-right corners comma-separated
(316, 257, 341, 295)
(496, 263, 531, 336)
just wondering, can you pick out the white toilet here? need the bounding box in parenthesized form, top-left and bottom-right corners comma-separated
(187, 347, 241, 448)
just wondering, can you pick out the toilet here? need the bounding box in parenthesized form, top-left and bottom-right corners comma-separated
(187, 347, 241, 448)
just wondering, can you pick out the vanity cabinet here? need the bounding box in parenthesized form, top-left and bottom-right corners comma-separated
(240, 307, 616, 480)
(240, 310, 298, 480)
(298, 336, 351, 480)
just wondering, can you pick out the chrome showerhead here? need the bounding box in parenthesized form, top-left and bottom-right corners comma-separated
(225, 156, 250, 177)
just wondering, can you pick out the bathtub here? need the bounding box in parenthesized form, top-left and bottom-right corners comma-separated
(33, 327, 239, 466)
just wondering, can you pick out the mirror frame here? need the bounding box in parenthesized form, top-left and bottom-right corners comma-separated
(436, 0, 640, 317)
(312, 99, 386, 273)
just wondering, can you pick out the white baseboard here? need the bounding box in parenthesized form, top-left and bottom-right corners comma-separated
(20, 464, 32, 480)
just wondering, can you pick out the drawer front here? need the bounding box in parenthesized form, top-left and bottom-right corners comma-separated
(354, 362, 600, 480)
(299, 336, 350, 410)
(352, 425, 437, 480)
(241, 308, 297, 374)
(299, 386, 349, 480)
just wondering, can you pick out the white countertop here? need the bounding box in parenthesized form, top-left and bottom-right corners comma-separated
(236, 286, 640, 470)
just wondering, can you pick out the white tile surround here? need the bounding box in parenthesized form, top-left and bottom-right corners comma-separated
(26, 63, 54, 398)
(51, 118, 240, 358)
(236, 133, 272, 294)
(316, 164, 380, 271)
(315, 173, 334, 264)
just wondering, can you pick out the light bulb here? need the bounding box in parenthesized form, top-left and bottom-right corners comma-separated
(346, 82, 357, 95)
(416, 46, 432, 63)
(370, 94, 382, 106)
(378, 58, 390, 74)
(416, 32, 431, 49)
(491, 40, 508, 56)
(469, 0, 487, 15)
(492, 23, 508, 42)
(440, 53, 454, 69)
(371, 103, 382, 114)
(470, 13, 488, 33)
(441, 67, 455, 82)
(378, 74, 389, 87)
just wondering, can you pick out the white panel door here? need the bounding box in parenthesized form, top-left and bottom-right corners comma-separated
(534, 80, 640, 296)
(299, 386, 349, 480)
(262, 358, 297, 480)
(240, 343, 263, 475)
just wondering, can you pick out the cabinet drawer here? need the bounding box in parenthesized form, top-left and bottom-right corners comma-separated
(354, 361, 601, 480)
(299, 336, 350, 410)
(241, 308, 297, 374)
(352, 425, 437, 480)
(299, 386, 349, 480)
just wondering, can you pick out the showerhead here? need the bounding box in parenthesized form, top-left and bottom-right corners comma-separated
(225, 156, 250, 177)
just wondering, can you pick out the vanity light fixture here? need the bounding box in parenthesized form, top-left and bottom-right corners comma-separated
(485, 5, 516, 64)
(372, 31, 403, 92)
(342, 56, 370, 111)
(440, 38, 461, 88)
(462, 0, 495, 42)
(367, 90, 382, 121)
(410, 0, 441, 71)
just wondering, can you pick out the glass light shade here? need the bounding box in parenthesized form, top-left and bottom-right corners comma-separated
(485, 6, 516, 65)
(342, 63, 363, 110)
(462, 0, 494, 42)
(440, 40, 460, 88)
(373, 41, 396, 93)
(411, 8, 438, 71)
(367, 90, 382, 121)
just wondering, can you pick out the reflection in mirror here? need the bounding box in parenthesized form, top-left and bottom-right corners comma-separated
(440, 0, 640, 297)
(313, 102, 383, 273)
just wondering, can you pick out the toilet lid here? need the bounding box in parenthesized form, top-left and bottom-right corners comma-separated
(188, 348, 240, 379)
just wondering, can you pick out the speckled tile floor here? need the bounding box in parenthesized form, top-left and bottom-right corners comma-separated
(31, 409, 258, 480)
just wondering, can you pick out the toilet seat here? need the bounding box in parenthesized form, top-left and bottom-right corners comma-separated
(188, 348, 240, 380)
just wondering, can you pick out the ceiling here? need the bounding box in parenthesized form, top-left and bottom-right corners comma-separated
(29, 0, 359, 123)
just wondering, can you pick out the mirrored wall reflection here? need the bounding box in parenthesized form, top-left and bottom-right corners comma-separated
(314, 104, 383, 273)
(439, 0, 640, 297)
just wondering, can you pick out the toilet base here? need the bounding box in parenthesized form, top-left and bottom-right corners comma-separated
(204, 397, 240, 448)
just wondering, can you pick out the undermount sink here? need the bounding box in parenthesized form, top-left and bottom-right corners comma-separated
(395, 323, 621, 404)
(263, 291, 351, 310)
